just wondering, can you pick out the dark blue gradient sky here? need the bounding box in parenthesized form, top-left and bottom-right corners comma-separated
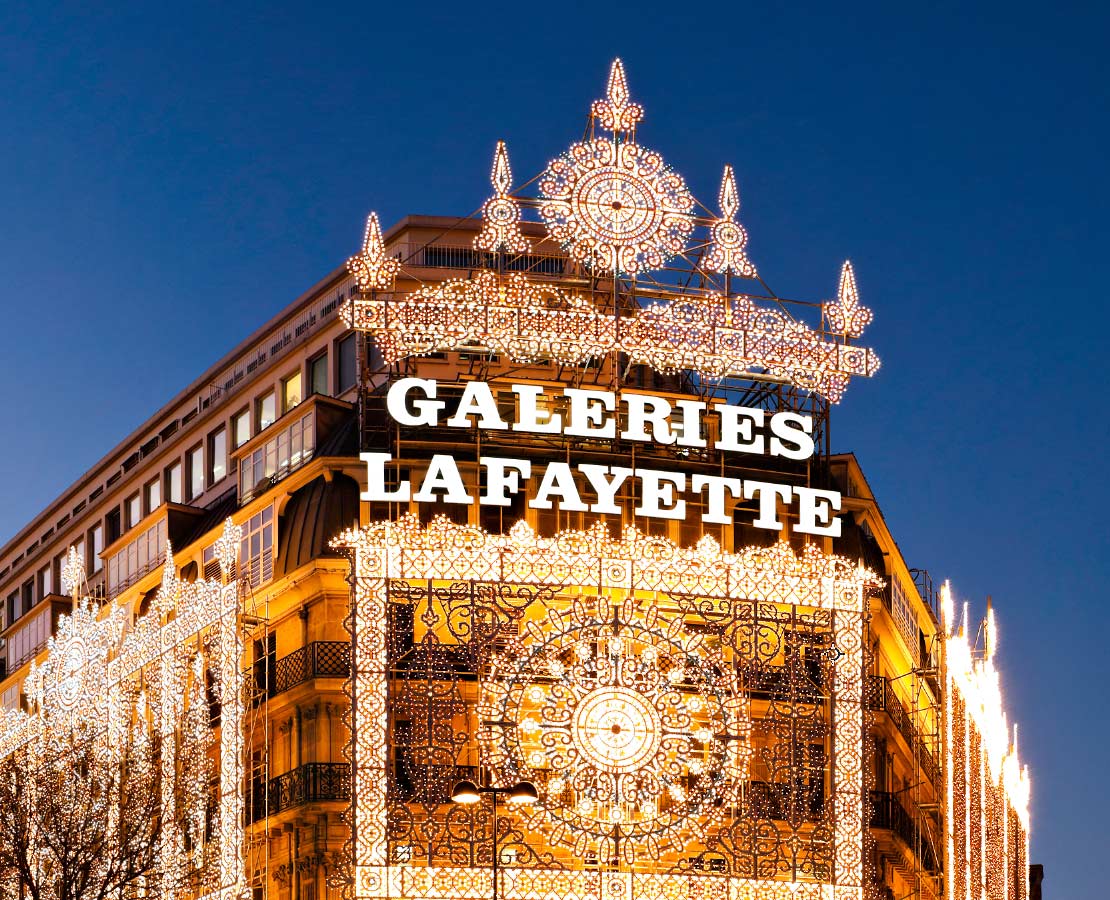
(2, 1, 1106, 892)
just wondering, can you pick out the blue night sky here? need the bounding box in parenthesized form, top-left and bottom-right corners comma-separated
(2, 1, 1107, 892)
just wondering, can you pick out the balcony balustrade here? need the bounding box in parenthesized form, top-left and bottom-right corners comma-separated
(248, 762, 350, 822)
(254, 641, 350, 699)
(869, 790, 941, 874)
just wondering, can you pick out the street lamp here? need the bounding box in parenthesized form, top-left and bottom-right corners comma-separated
(451, 779, 537, 900)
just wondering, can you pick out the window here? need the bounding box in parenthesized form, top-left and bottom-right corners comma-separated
(208, 427, 227, 486)
(187, 446, 204, 500)
(256, 392, 277, 432)
(37, 565, 51, 599)
(145, 477, 161, 514)
(1, 682, 19, 711)
(106, 506, 122, 544)
(309, 352, 328, 397)
(238, 410, 315, 502)
(126, 493, 142, 529)
(7, 607, 50, 668)
(73, 538, 85, 579)
(5, 591, 17, 628)
(233, 409, 251, 448)
(337, 334, 357, 393)
(238, 506, 274, 588)
(167, 462, 183, 504)
(90, 524, 103, 573)
(106, 519, 167, 594)
(282, 371, 302, 413)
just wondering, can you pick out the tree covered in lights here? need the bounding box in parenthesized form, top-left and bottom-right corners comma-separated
(0, 716, 170, 900)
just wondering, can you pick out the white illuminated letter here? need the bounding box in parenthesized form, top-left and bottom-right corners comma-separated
(621, 393, 675, 444)
(716, 404, 764, 454)
(386, 377, 443, 426)
(690, 474, 743, 524)
(480, 457, 531, 506)
(793, 487, 842, 537)
(512, 384, 563, 434)
(360, 452, 411, 502)
(579, 464, 632, 514)
(743, 480, 792, 531)
(413, 455, 473, 504)
(447, 381, 508, 430)
(564, 389, 616, 438)
(769, 412, 815, 460)
(529, 463, 586, 511)
(635, 469, 686, 520)
(673, 400, 707, 448)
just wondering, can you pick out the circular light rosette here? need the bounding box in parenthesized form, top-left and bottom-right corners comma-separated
(480, 598, 748, 862)
(539, 139, 694, 276)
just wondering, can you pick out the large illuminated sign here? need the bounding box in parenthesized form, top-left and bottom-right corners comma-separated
(361, 378, 842, 536)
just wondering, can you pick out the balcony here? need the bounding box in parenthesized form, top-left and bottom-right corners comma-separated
(235, 395, 354, 504)
(255, 641, 350, 699)
(248, 762, 350, 822)
(869, 790, 940, 874)
(867, 675, 941, 790)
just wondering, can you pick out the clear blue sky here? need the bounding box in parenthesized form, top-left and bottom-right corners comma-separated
(2, 0, 1106, 892)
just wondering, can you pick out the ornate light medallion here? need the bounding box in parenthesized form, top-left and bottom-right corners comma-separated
(480, 596, 749, 862)
(539, 61, 693, 275)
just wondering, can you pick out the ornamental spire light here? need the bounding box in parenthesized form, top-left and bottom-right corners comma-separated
(475, 140, 529, 254)
(825, 260, 873, 338)
(348, 211, 400, 292)
(705, 164, 756, 277)
(591, 58, 644, 132)
(61, 545, 84, 601)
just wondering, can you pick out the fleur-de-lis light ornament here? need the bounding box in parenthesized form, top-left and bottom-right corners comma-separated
(61, 544, 84, 601)
(825, 260, 873, 338)
(591, 58, 644, 132)
(475, 141, 529, 254)
(348, 212, 401, 292)
(214, 517, 243, 583)
(705, 164, 756, 278)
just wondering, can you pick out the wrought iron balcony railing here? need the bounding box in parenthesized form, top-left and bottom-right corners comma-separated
(254, 641, 350, 699)
(248, 762, 351, 822)
(869, 790, 941, 874)
(866, 675, 941, 790)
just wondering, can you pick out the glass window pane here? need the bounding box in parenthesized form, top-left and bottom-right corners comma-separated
(167, 463, 183, 504)
(283, 372, 302, 413)
(337, 334, 357, 393)
(209, 428, 227, 484)
(310, 353, 328, 397)
(258, 393, 277, 431)
(234, 410, 251, 448)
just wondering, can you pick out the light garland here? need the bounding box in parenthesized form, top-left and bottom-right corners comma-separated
(704, 165, 756, 278)
(344, 273, 880, 402)
(940, 583, 1030, 900)
(348, 212, 401, 292)
(475, 141, 529, 254)
(0, 518, 247, 900)
(334, 515, 876, 899)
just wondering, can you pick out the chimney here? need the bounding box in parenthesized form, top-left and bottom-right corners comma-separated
(1029, 863, 1044, 900)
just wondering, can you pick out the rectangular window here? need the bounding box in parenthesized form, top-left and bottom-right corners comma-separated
(309, 352, 328, 397)
(145, 477, 161, 514)
(90, 524, 103, 574)
(233, 409, 251, 448)
(1, 683, 19, 711)
(20, 581, 33, 616)
(282, 371, 302, 413)
(37, 565, 51, 599)
(238, 506, 274, 588)
(6, 591, 18, 628)
(187, 446, 204, 500)
(126, 493, 142, 529)
(167, 462, 183, 504)
(238, 410, 316, 502)
(208, 427, 227, 486)
(337, 334, 357, 393)
(256, 392, 277, 432)
(106, 507, 122, 543)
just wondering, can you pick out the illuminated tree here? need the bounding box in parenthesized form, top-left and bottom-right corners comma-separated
(0, 715, 171, 900)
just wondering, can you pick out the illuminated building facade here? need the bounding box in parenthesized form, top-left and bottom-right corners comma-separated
(0, 60, 1030, 900)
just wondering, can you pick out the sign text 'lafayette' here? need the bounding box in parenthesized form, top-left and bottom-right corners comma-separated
(361, 379, 842, 536)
